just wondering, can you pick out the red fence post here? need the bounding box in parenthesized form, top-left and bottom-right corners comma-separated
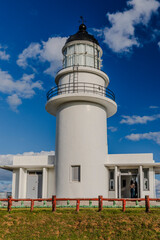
(98, 195, 103, 212)
(30, 200, 34, 212)
(76, 199, 80, 212)
(122, 199, 126, 212)
(52, 195, 56, 212)
(7, 196, 12, 212)
(145, 195, 150, 213)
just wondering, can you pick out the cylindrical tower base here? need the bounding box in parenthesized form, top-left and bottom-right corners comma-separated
(55, 101, 108, 198)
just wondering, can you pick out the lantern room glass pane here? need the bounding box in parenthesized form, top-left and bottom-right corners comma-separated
(75, 55, 84, 66)
(67, 45, 74, 55)
(76, 44, 85, 53)
(86, 55, 94, 67)
(86, 44, 94, 54)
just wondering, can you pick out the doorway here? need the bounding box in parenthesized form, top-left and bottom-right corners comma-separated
(119, 171, 139, 198)
(26, 171, 42, 198)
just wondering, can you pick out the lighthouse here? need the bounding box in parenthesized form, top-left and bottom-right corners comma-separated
(1, 24, 157, 200)
(46, 23, 117, 198)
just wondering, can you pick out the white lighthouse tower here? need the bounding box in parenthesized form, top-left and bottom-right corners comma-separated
(46, 23, 117, 198)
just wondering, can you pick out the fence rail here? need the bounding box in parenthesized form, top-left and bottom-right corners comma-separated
(46, 82, 115, 101)
(0, 195, 157, 213)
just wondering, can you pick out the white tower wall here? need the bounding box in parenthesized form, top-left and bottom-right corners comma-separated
(57, 67, 109, 87)
(55, 102, 108, 198)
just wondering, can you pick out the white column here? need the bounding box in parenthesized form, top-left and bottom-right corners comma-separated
(18, 168, 27, 198)
(114, 166, 118, 198)
(12, 171, 16, 198)
(18, 168, 24, 198)
(149, 167, 154, 198)
(139, 166, 143, 198)
(42, 168, 48, 198)
(153, 169, 156, 198)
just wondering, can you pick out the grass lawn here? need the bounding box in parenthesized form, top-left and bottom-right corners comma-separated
(0, 208, 160, 239)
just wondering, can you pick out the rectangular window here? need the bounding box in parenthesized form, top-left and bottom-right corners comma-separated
(143, 168, 149, 191)
(109, 169, 115, 191)
(72, 166, 80, 182)
(122, 179, 126, 188)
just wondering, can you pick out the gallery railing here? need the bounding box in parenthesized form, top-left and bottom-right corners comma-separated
(46, 82, 115, 101)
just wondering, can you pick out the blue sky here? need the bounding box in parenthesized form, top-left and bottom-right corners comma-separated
(0, 0, 160, 192)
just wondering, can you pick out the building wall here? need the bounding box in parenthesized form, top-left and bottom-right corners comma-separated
(108, 154, 154, 164)
(59, 71, 106, 88)
(13, 155, 54, 166)
(47, 168, 56, 197)
(9, 154, 157, 199)
(11, 155, 55, 199)
(140, 167, 155, 198)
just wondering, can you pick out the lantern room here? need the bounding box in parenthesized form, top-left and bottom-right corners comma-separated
(62, 24, 102, 69)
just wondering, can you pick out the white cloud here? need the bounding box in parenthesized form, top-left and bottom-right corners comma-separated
(0, 69, 15, 94)
(120, 114, 160, 125)
(6, 94, 22, 112)
(108, 126, 117, 132)
(0, 70, 43, 111)
(158, 42, 160, 48)
(102, 0, 160, 53)
(41, 37, 67, 76)
(17, 43, 41, 68)
(125, 131, 160, 144)
(0, 45, 10, 60)
(17, 37, 67, 76)
(149, 105, 159, 109)
(0, 181, 12, 192)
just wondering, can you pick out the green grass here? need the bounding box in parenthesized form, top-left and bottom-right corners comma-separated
(0, 208, 160, 239)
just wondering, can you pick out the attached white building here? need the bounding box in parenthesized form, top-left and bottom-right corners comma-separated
(1, 152, 160, 199)
(1, 23, 160, 199)
(1, 155, 55, 199)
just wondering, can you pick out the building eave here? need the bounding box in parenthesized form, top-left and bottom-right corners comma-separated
(105, 163, 160, 168)
(105, 163, 160, 174)
(0, 164, 54, 171)
(105, 163, 160, 167)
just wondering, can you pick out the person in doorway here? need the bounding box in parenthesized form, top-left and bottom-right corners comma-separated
(130, 180, 135, 198)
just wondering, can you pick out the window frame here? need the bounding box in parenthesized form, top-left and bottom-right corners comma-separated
(71, 165, 81, 183)
(109, 169, 115, 191)
(143, 168, 149, 191)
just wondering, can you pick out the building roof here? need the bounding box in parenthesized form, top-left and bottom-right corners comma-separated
(66, 24, 99, 45)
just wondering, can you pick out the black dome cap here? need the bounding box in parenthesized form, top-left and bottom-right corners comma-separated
(65, 24, 99, 45)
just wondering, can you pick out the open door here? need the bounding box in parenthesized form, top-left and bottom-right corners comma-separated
(119, 174, 139, 198)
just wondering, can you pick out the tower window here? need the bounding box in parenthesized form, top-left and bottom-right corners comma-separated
(72, 166, 80, 182)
